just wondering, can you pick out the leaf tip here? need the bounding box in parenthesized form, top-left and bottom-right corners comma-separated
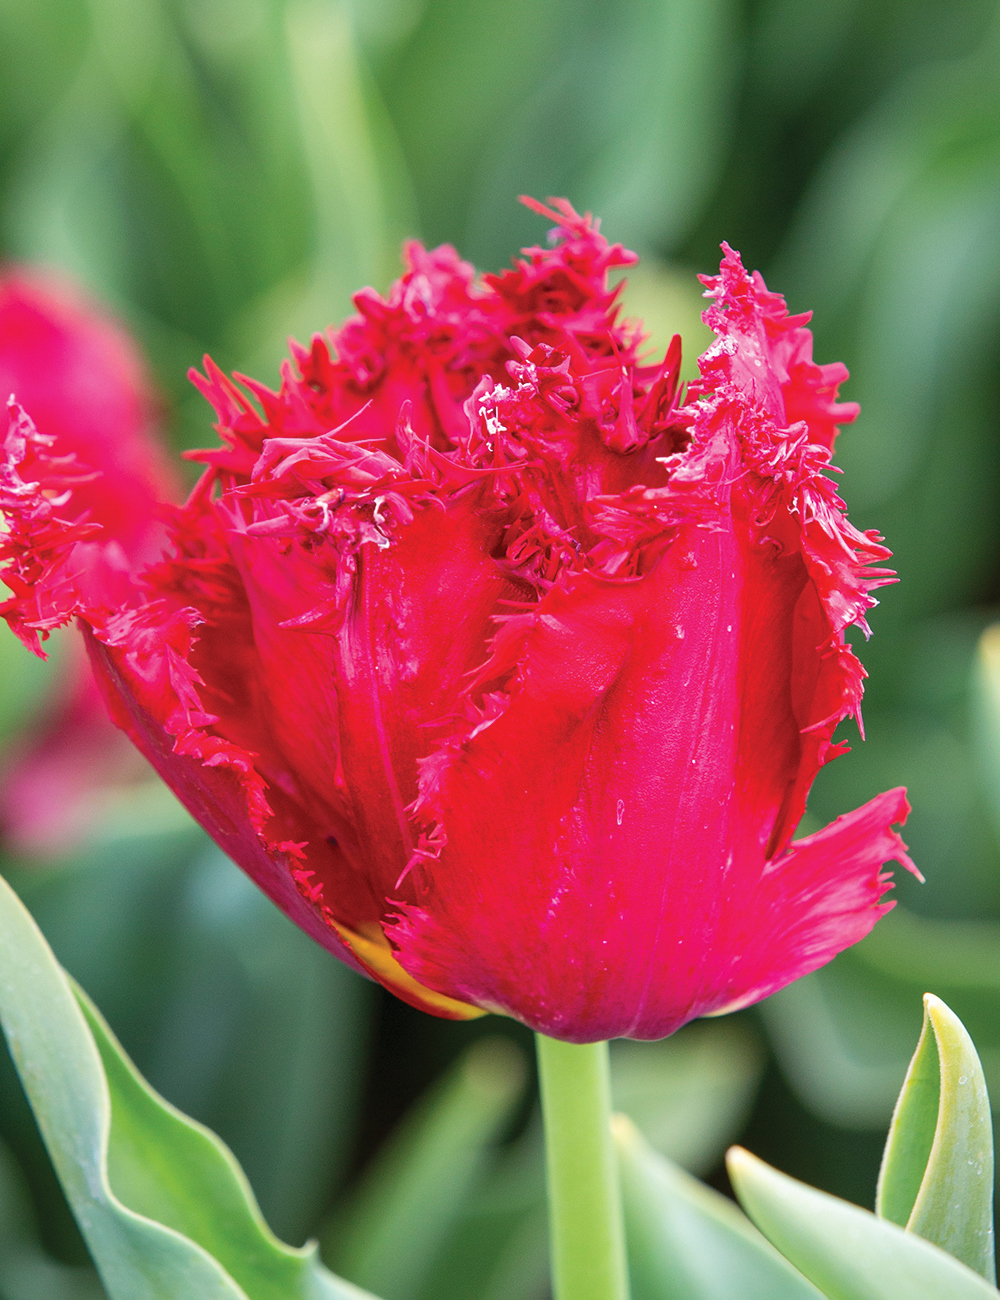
(725, 1145, 755, 1185)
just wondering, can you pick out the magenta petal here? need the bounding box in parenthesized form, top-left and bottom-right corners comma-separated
(705, 787, 918, 1017)
(390, 776, 914, 1042)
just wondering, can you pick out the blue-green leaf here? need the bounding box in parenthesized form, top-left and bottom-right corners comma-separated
(728, 1147, 999, 1300)
(615, 1116, 822, 1300)
(0, 868, 377, 1300)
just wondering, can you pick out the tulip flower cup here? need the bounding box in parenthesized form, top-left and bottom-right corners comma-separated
(0, 198, 916, 1300)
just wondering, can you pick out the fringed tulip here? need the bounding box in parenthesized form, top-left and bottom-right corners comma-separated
(0, 272, 175, 852)
(0, 200, 916, 1038)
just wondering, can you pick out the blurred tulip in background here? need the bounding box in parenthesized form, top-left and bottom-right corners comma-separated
(0, 270, 174, 855)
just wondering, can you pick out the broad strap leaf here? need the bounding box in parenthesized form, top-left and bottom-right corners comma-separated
(729, 1146, 999, 1300)
(615, 1116, 823, 1300)
(0, 870, 376, 1300)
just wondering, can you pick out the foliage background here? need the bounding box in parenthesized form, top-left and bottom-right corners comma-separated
(2, 0, 1000, 1296)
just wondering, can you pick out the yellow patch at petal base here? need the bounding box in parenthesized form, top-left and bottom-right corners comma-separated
(332, 919, 486, 1021)
(703, 992, 760, 1018)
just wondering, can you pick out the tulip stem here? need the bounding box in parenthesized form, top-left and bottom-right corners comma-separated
(535, 1035, 630, 1300)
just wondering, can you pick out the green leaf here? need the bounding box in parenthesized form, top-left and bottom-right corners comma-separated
(5, 817, 373, 1258)
(876, 997, 948, 1227)
(323, 1036, 527, 1300)
(0, 868, 376, 1300)
(614, 1116, 823, 1300)
(877, 994, 995, 1281)
(103, 843, 372, 1245)
(728, 1146, 1000, 1300)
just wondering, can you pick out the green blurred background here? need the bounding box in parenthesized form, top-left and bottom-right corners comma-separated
(3, 1, 1000, 1296)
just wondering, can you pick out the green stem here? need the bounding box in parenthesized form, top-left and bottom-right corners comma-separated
(535, 1035, 630, 1300)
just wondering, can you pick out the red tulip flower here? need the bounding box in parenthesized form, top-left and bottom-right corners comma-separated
(0, 271, 176, 852)
(0, 200, 916, 1039)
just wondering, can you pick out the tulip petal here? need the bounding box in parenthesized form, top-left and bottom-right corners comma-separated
(705, 787, 918, 1017)
(697, 242, 859, 450)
